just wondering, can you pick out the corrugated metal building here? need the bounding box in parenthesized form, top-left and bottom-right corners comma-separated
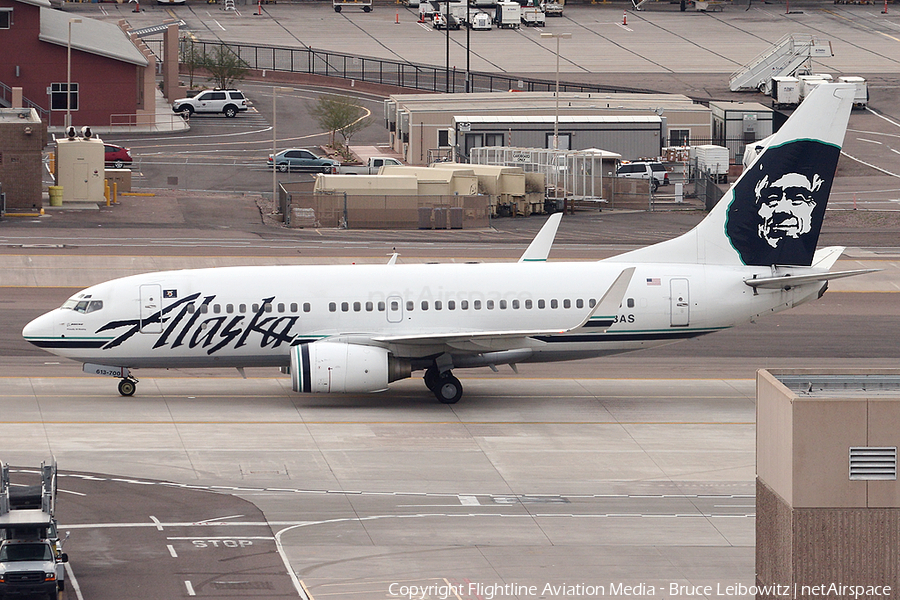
(386, 91, 712, 165)
(452, 115, 664, 162)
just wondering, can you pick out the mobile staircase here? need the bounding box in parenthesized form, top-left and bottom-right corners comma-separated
(728, 33, 832, 93)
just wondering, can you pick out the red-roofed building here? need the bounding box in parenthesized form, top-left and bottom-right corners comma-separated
(0, 0, 156, 129)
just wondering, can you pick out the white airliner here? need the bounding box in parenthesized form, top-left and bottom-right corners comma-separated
(23, 84, 875, 403)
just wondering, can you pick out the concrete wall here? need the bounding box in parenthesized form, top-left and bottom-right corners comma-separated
(756, 369, 900, 599)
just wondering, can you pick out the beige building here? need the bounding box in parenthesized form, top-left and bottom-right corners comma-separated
(385, 91, 712, 165)
(757, 369, 899, 599)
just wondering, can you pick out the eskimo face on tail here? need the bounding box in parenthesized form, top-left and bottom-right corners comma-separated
(725, 140, 840, 266)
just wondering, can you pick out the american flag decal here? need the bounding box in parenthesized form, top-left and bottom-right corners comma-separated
(163, 289, 178, 298)
(646, 278, 661, 286)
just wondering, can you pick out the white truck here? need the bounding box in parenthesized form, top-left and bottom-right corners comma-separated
(337, 156, 403, 175)
(333, 0, 372, 12)
(521, 5, 545, 26)
(541, 0, 563, 16)
(495, 1, 521, 28)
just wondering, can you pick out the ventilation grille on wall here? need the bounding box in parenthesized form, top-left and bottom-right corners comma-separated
(849, 447, 898, 481)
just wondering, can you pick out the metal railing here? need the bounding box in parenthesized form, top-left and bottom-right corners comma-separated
(154, 38, 639, 95)
(0, 81, 50, 121)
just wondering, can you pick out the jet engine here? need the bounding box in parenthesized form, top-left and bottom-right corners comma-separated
(290, 341, 411, 394)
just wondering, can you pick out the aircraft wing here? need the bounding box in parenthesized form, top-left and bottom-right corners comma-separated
(744, 268, 879, 290)
(370, 267, 635, 349)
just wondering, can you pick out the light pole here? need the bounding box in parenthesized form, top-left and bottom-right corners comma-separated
(66, 18, 82, 129)
(272, 86, 293, 212)
(540, 32, 571, 151)
(466, 2, 470, 92)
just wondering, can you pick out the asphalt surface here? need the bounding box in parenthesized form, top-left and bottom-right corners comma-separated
(3, 3, 900, 599)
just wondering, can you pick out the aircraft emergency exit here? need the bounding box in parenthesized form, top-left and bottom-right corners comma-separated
(23, 84, 875, 403)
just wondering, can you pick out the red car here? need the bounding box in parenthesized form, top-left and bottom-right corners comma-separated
(104, 144, 133, 169)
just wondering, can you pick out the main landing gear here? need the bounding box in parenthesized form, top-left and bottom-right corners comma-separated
(117, 375, 139, 397)
(423, 367, 463, 404)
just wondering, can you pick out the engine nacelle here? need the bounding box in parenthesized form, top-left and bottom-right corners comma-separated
(290, 342, 410, 394)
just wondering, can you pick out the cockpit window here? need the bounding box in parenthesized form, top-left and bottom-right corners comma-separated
(62, 294, 103, 313)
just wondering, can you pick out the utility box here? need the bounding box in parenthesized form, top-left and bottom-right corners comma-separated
(55, 135, 105, 205)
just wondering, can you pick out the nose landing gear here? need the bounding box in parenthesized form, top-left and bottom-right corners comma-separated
(117, 376, 139, 397)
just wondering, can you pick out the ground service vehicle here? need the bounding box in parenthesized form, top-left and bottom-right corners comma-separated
(470, 11, 492, 29)
(337, 156, 403, 174)
(0, 461, 67, 600)
(268, 149, 340, 173)
(172, 89, 249, 118)
(541, 0, 562, 16)
(333, 0, 372, 11)
(616, 161, 669, 191)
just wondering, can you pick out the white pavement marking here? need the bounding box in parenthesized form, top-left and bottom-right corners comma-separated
(64, 563, 85, 600)
(150, 515, 164, 531)
(185, 580, 196, 596)
(167, 544, 178, 558)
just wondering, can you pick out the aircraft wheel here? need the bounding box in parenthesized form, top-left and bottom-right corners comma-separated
(434, 374, 462, 404)
(423, 367, 440, 391)
(118, 378, 136, 397)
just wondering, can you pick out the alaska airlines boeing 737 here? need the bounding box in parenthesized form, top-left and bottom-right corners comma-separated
(23, 84, 875, 403)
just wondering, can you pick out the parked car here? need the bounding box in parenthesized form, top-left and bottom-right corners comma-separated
(104, 144, 132, 169)
(172, 89, 249, 118)
(267, 149, 340, 173)
(616, 161, 669, 192)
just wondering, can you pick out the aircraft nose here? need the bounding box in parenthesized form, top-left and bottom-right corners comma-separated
(22, 310, 59, 346)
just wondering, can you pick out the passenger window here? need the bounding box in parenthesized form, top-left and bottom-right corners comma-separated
(563, 299, 571, 309)
(213, 304, 221, 314)
(226, 304, 234, 314)
(251, 304, 258, 313)
(366, 301, 373, 312)
(499, 300, 507, 309)
(512, 299, 519, 309)
(448, 300, 455, 310)
(525, 299, 532, 309)
(486, 300, 494, 310)
(550, 299, 558, 309)
(303, 303, 311, 313)
(421, 301, 429, 310)
(264, 303, 273, 313)
(341, 302, 349, 312)
(378, 301, 386, 311)
(461, 300, 469, 310)
(239, 304, 246, 313)
(200, 304, 209, 314)
(576, 299, 584, 309)
(329, 302, 337, 312)
(407, 301, 414, 311)
(278, 303, 285, 313)
(435, 300, 442, 310)
(473, 300, 482, 310)
(353, 302, 361, 312)
(290, 303, 297, 312)
(188, 305, 196, 314)
(538, 299, 545, 309)
(627, 298, 635, 308)
(589, 299, 597, 308)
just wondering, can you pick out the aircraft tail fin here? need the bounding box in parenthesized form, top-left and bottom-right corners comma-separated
(608, 83, 856, 267)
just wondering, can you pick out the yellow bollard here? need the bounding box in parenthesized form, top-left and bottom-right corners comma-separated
(105, 180, 110, 207)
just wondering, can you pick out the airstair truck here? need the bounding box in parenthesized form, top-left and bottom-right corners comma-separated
(0, 461, 68, 599)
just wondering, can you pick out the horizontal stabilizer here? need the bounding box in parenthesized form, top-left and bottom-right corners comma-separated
(744, 268, 879, 290)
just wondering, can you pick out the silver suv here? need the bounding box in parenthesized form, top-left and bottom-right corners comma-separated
(172, 89, 249, 118)
(616, 161, 669, 192)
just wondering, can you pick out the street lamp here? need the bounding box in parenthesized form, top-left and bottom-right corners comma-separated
(66, 18, 82, 129)
(540, 32, 571, 151)
(272, 86, 293, 212)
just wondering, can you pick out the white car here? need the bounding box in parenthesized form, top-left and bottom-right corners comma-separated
(616, 161, 670, 192)
(172, 89, 249, 118)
